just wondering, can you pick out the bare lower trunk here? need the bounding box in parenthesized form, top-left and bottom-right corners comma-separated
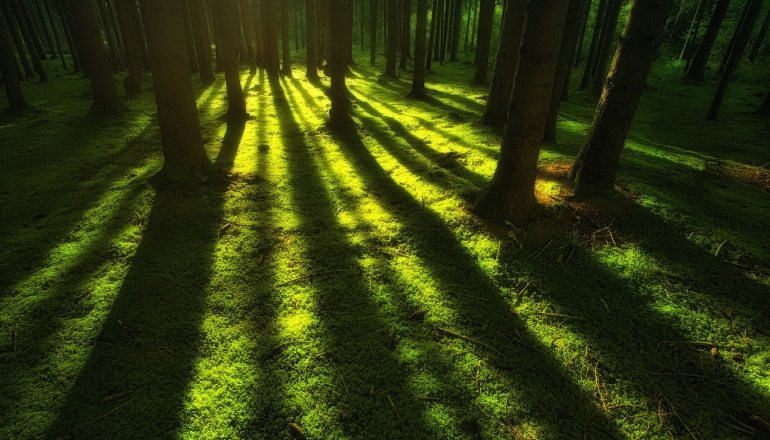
(407, 0, 427, 98)
(116, 0, 142, 95)
(329, 0, 352, 125)
(307, 0, 319, 78)
(685, 0, 730, 81)
(590, 0, 622, 96)
(0, 16, 29, 110)
(472, 0, 494, 83)
(579, 0, 607, 90)
(385, 0, 397, 76)
(215, 0, 248, 119)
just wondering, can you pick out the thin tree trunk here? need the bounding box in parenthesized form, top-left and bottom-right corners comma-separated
(667, 0, 685, 42)
(399, 0, 411, 68)
(361, 0, 365, 51)
(43, 0, 66, 68)
(239, 0, 256, 73)
(329, 0, 352, 125)
(191, 0, 215, 81)
(128, 0, 150, 69)
(570, 0, 675, 195)
(407, 0, 427, 98)
(449, 0, 461, 60)
(33, 0, 55, 57)
(748, 6, 770, 64)
(591, 0, 622, 96)
(17, 0, 46, 60)
(754, 88, 770, 114)
(214, 0, 248, 118)
(574, 0, 592, 67)
(716, 0, 749, 75)
(685, 0, 729, 80)
(95, 0, 123, 72)
(426, 0, 437, 69)
(472, 0, 494, 83)
(432, 0, 442, 61)
(478, 0, 524, 126)
(679, 0, 707, 62)
(385, 0, 398, 75)
(57, 0, 83, 72)
(11, 0, 46, 81)
(280, 0, 291, 73)
(253, 0, 264, 67)
(106, 0, 124, 54)
(579, 0, 607, 89)
(464, 0, 470, 52)
(345, 0, 354, 63)
(474, 0, 570, 225)
(439, 0, 449, 61)
(0, 15, 29, 110)
(370, 0, 377, 64)
(295, 0, 301, 51)
(307, 0, 318, 77)
(706, 0, 764, 120)
(0, 1, 34, 78)
(115, 0, 142, 94)
(470, 0, 476, 51)
(179, 0, 199, 72)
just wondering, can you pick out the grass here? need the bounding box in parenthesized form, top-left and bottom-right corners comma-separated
(1, 53, 769, 439)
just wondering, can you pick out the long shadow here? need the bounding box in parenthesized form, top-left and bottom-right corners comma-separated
(326, 124, 622, 437)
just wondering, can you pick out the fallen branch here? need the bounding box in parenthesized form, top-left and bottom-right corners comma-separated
(527, 312, 586, 321)
(387, 395, 405, 430)
(472, 401, 517, 438)
(275, 269, 354, 288)
(437, 327, 504, 357)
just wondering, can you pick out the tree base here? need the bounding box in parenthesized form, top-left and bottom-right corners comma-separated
(85, 98, 129, 118)
(150, 159, 228, 188)
(406, 88, 428, 100)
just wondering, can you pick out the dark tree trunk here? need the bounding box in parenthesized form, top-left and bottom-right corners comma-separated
(329, 0, 352, 125)
(11, 0, 46, 81)
(307, 0, 319, 77)
(432, 0, 442, 61)
(0, 15, 29, 110)
(706, 0, 764, 120)
(139, 0, 219, 185)
(115, 0, 142, 94)
(472, 0, 494, 83)
(570, 0, 675, 195)
(179, 0, 199, 72)
(680, 0, 707, 63)
(106, 0, 124, 54)
(42, 0, 66, 68)
(478, 0, 524, 126)
(754, 89, 770, 114)
(474, 0, 570, 225)
(297, 0, 302, 51)
(470, 0, 476, 50)
(574, 0, 592, 67)
(370, 0, 377, 65)
(385, 0, 397, 75)
(563, 0, 590, 100)
(748, 7, 770, 64)
(345, 0, 354, 63)
(17, 0, 46, 60)
(128, 0, 150, 69)
(449, 0, 461, 60)
(407, 0, 427, 98)
(253, 0, 264, 67)
(214, 0, 248, 119)
(579, 0, 607, 90)
(239, 0, 255, 74)
(56, 0, 82, 72)
(0, 0, 34, 78)
(399, 0, 410, 68)
(318, 0, 326, 64)
(191, 0, 215, 81)
(280, 0, 291, 73)
(543, 0, 583, 143)
(464, 0, 470, 52)
(262, 0, 280, 76)
(685, 0, 729, 80)
(95, 0, 123, 72)
(590, 0, 622, 96)
(426, 0, 437, 69)
(716, 0, 749, 76)
(33, 0, 56, 58)
(439, 0, 448, 60)
(68, 0, 127, 116)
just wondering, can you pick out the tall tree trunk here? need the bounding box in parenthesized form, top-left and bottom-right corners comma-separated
(716, 0, 749, 75)
(307, 0, 319, 77)
(0, 0, 34, 78)
(11, 0, 47, 80)
(754, 88, 770, 114)
(139, 0, 219, 184)
(95, 0, 123, 72)
(106, 0, 124, 54)
(573, 0, 592, 67)
(43, 0, 66, 68)
(385, 0, 398, 75)
(345, 0, 354, 63)
(115, 0, 142, 94)
(361, 0, 365, 51)
(570, 0, 675, 195)
(426, 0, 437, 69)
(280, 0, 291, 73)
(472, 0, 494, 83)
(464, 0, 470, 52)
(68, 0, 127, 116)
(318, 0, 326, 64)
(449, 0, 461, 60)
(399, 0, 411, 68)
(253, 0, 264, 67)
(178, 0, 199, 72)
(370, 0, 377, 64)
(296, 0, 301, 51)
(33, 0, 56, 58)
(666, 0, 685, 42)
(432, 0, 442, 61)
(706, 0, 764, 120)
(579, 0, 607, 89)
(239, 0, 256, 74)
(0, 15, 29, 110)
(478, 0, 525, 126)
(15, 0, 46, 60)
(439, 0, 448, 60)
(684, 0, 728, 80)
(214, 0, 248, 118)
(262, 0, 280, 76)
(543, 0, 583, 143)
(474, 0, 570, 225)
(679, 0, 707, 63)
(563, 0, 590, 99)
(470, 0, 476, 50)
(329, 0, 352, 125)
(191, 0, 215, 81)
(128, 0, 150, 69)
(407, 0, 427, 97)
(56, 0, 82, 72)
(747, 6, 770, 64)
(590, 0, 622, 96)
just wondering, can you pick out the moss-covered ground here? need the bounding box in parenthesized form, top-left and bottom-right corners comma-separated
(1, 54, 769, 439)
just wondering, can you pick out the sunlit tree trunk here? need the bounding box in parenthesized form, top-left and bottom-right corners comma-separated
(0, 15, 29, 110)
(474, 0, 569, 225)
(191, 0, 215, 81)
(329, 0, 352, 125)
(138, 0, 219, 185)
(11, 0, 46, 81)
(0, 1, 34, 79)
(385, 0, 398, 75)
(407, 0, 427, 98)
(472, 0, 494, 83)
(214, 0, 248, 119)
(115, 0, 142, 95)
(579, 0, 607, 90)
(748, 7, 770, 64)
(68, 0, 127, 116)
(307, 0, 319, 78)
(478, 0, 525, 126)
(570, 0, 674, 195)
(590, 0, 622, 96)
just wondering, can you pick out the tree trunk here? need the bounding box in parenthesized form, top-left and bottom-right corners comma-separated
(432, 0, 442, 61)
(679, 0, 707, 63)
(573, 0, 592, 67)
(214, 0, 248, 119)
(472, 0, 494, 83)
(716, 0, 749, 76)
(385, 0, 398, 75)
(253, 0, 264, 67)
(449, 0, 461, 60)
(399, 0, 410, 68)
(685, 0, 729, 81)
(128, 0, 150, 69)
(329, 0, 352, 125)
(318, 0, 326, 64)
(439, 0, 448, 60)
(32, 0, 56, 58)
(570, 0, 675, 195)
(11, 0, 46, 81)
(543, 0, 583, 143)
(464, 0, 470, 52)
(307, 0, 319, 77)
(590, 0, 622, 96)
(470, 0, 476, 50)
(478, 0, 525, 126)
(16, 0, 46, 60)
(178, 0, 198, 72)
(238, 0, 256, 74)
(262, 0, 280, 76)
(426, 0, 437, 69)
(0, 0, 34, 78)
(95, 0, 123, 72)
(754, 88, 770, 114)
(747, 6, 770, 64)
(42, 0, 66, 68)
(115, 0, 142, 95)
(0, 15, 29, 110)
(370, 0, 377, 64)
(345, 0, 354, 63)
(563, 0, 590, 100)
(706, 0, 764, 120)
(360, 0, 365, 52)
(280, 0, 291, 73)
(68, 0, 127, 116)
(56, 0, 82, 72)
(106, 0, 125, 55)
(407, 0, 427, 98)
(474, 0, 570, 225)
(579, 0, 607, 90)
(138, 0, 219, 185)
(191, 0, 215, 81)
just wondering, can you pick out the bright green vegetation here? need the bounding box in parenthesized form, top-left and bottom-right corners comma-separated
(1, 56, 769, 439)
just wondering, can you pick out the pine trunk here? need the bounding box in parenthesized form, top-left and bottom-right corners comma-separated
(42, 0, 66, 68)
(716, 0, 749, 75)
(590, 0, 622, 96)
(239, 0, 256, 74)
(407, 0, 427, 98)
(307, 0, 319, 78)
(579, 0, 607, 90)
(472, 0, 494, 83)
(329, 0, 352, 125)
(0, 1, 34, 78)
(399, 0, 411, 68)
(573, 0, 592, 67)
(432, 0, 442, 61)
(570, 0, 675, 195)
(33, 0, 56, 58)
(253, 0, 264, 66)
(478, 0, 525, 126)
(685, 0, 729, 81)
(370, 0, 377, 64)
(747, 7, 770, 64)
(449, 0, 460, 60)
(214, 0, 248, 119)
(191, 0, 215, 81)
(280, 0, 291, 73)
(16, 0, 46, 60)
(11, 0, 46, 81)
(385, 0, 398, 75)
(0, 15, 29, 110)
(115, 0, 142, 94)
(262, 0, 280, 76)
(95, 0, 123, 72)
(178, 0, 198, 72)
(474, 0, 570, 225)
(56, 0, 83, 72)
(426, 0, 437, 69)
(680, 0, 707, 61)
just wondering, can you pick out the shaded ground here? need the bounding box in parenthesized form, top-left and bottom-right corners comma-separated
(1, 55, 769, 439)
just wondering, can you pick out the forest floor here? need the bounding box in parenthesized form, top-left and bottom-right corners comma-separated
(1, 55, 769, 439)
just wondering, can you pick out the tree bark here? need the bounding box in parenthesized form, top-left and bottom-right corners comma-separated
(329, 0, 352, 125)
(238, 0, 256, 74)
(470, 0, 476, 50)
(472, 0, 494, 83)
(543, 0, 583, 143)
(253, 0, 264, 67)
(407, 0, 427, 98)
(563, 0, 590, 100)
(42, 0, 66, 68)
(115, 0, 142, 95)
(191, 0, 215, 81)
(33, 0, 56, 58)
(128, 0, 150, 69)
(0, 14, 29, 110)
(590, 0, 622, 96)
(307, 0, 319, 77)
(579, 0, 606, 90)
(426, 0, 437, 69)
(370, 0, 377, 64)
(11, 0, 46, 81)
(716, 0, 749, 76)
(95, 0, 123, 72)
(262, 0, 280, 76)
(280, 0, 292, 74)
(706, 0, 764, 120)
(16, 0, 46, 60)
(214, 0, 248, 119)
(747, 6, 770, 64)
(685, 0, 729, 81)
(385, 0, 398, 75)
(449, 0, 461, 60)
(573, 0, 592, 67)
(399, 0, 411, 68)
(139, 0, 219, 185)
(176, 0, 198, 73)
(432, 0, 442, 61)
(570, 0, 675, 195)
(55, 0, 82, 72)
(679, 0, 707, 64)
(68, 0, 127, 116)
(0, 0, 34, 78)
(474, 0, 569, 225)
(478, 0, 525, 126)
